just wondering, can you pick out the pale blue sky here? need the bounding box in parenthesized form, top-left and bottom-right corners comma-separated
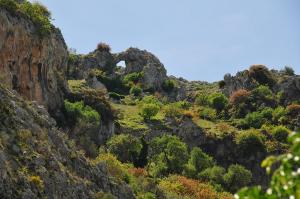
(36, 0, 300, 82)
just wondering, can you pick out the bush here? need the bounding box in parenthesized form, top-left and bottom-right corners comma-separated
(272, 106, 287, 124)
(97, 42, 111, 52)
(28, 175, 44, 190)
(107, 134, 142, 164)
(244, 111, 264, 129)
(148, 135, 189, 177)
(130, 86, 142, 96)
(281, 66, 295, 76)
(109, 92, 125, 100)
(64, 100, 100, 125)
(183, 147, 215, 178)
(229, 89, 250, 105)
(271, 126, 290, 142)
(0, 0, 18, 13)
(248, 65, 275, 87)
(250, 85, 275, 109)
(140, 103, 160, 121)
(286, 104, 300, 117)
(164, 104, 182, 119)
(19, 1, 52, 36)
(199, 107, 217, 121)
(209, 93, 228, 112)
(158, 175, 233, 199)
(198, 166, 226, 186)
(124, 72, 144, 84)
(162, 79, 175, 92)
(223, 164, 252, 193)
(235, 130, 266, 156)
(195, 94, 209, 106)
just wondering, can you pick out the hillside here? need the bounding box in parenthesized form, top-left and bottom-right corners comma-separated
(0, 1, 300, 199)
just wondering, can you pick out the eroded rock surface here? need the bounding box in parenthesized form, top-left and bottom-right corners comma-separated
(0, 9, 68, 113)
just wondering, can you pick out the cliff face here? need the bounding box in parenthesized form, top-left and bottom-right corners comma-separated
(0, 9, 68, 114)
(0, 85, 134, 199)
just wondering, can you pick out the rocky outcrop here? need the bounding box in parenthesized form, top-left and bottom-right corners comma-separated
(0, 85, 134, 199)
(68, 49, 115, 79)
(221, 70, 258, 96)
(279, 75, 300, 105)
(115, 48, 167, 90)
(0, 8, 68, 114)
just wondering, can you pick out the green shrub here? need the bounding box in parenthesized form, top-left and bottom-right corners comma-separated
(19, 1, 52, 36)
(109, 92, 125, 100)
(140, 103, 160, 121)
(198, 166, 226, 186)
(107, 134, 142, 163)
(148, 135, 189, 177)
(250, 85, 275, 109)
(235, 130, 266, 156)
(260, 107, 273, 121)
(0, 0, 18, 13)
(183, 147, 215, 178)
(130, 86, 142, 96)
(64, 100, 100, 125)
(223, 164, 252, 193)
(195, 93, 210, 106)
(281, 66, 295, 76)
(164, 104, 182, 119)
(272, 106, 287, 124)
(271, 125, 290, 142)
(162, 79, 175, 92)
(209, 93, 228, 112)
(199, 107, 217, 121)
(140, 95, 162, 107)
(244, 112, 264, 129)
(124, 72, 144, 84)
(176, 100, 191, 110)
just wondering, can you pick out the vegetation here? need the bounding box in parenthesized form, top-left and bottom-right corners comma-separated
(162, 79, 176, 92)
(97, 42, 111, 52)
(148, 135, 189, 177)
(130, 85, 143, 96)
(140, 103, 160, 121)
(107, 134, 142, 163)
(0, 0, 53, 36)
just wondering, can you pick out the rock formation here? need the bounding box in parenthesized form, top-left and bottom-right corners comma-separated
(115, 48, 167, 90)
(0, 85, 134, 199)
(0, 8, 68, 114)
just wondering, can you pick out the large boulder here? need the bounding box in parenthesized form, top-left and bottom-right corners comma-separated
(0, 8, 68, 114)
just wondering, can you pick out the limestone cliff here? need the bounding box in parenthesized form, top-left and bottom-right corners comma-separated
(0, 8, 68, 114)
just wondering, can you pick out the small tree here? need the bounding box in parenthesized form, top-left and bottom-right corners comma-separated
(236, 129, 266, 156)
(162, 79, 175, 92)
(209, 93, 228, 112)
(107, 134, 142, 163)
(130, 86, 142, 96)
(140, 103, 159, 121)
(223, 164, 252, 193)
(183, 147, 215, 178)
(148, 135, 189, 177)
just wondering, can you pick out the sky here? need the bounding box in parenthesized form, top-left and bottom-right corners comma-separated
(35, 0, 300, 82)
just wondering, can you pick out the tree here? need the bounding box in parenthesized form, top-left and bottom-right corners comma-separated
(183, 147, 215, 178)
(107, 134, 142, 163)
(130, 86, 142, 96)
(209, 93, 228, 112)
(148, 135, 189, 177)
(198, 166, 226, 186)
(223, 164, 252, 193)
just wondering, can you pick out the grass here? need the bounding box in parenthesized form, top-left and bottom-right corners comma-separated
(112, 103, 165, 131)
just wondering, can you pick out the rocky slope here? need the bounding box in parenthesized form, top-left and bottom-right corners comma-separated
(0, 8, 68, 115)
(0, 85, 134, 199)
